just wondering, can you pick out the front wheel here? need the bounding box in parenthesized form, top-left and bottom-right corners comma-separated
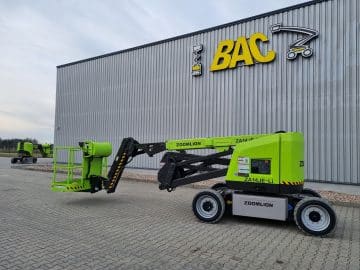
(192, 189, 225, 223)
(11, 158, 17, 164)
(294, 197, 336, 236)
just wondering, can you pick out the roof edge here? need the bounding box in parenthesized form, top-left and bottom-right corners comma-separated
(57, 0, 328, 68)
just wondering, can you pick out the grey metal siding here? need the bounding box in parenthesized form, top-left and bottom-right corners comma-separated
(55, 0, 360, 184)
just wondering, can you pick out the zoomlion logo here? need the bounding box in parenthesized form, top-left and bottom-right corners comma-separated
(176, 141, 201, 147)
(244, 201, 274, 207)
(192, 23, 319, 75)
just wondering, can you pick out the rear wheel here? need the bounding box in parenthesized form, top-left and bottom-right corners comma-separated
(192, 189, 225, 223)
(32, 157, 37, 163)
(294, 197, 336, 236)
(11, 158, 17, 164)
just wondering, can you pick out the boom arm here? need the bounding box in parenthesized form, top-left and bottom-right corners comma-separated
(105, 133, 273, 193)
(105, 138, 166, 193)
(166, 134, 270, 151)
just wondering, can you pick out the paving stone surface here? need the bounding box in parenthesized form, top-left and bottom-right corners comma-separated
(0, 165, 359, 270)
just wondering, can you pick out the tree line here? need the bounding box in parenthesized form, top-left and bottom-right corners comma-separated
(0, 138, 39, 152)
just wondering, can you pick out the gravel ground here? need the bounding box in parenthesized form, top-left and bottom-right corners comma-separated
(11, 163, 360, 207)
(318, 191, 360, 206)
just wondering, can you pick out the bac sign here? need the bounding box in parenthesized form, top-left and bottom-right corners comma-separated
(210, 32, 276, 71)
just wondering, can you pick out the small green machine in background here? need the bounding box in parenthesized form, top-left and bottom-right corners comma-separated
(52, 141, 111, 192)
(11, 142, 54, 164)
(52, 132, 337, 236)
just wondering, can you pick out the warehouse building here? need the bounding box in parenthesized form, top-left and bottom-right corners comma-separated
(55, 0, 359, 185)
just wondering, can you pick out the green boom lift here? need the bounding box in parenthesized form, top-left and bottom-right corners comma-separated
(52, 132, 337, 236)
(11, 142, 53, 164)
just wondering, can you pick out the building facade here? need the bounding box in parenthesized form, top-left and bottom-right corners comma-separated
(55, 0, 360, 184)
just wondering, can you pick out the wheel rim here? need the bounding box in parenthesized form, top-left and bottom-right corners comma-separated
(196, 195, 218, 219)
(301, 205, 331, 232)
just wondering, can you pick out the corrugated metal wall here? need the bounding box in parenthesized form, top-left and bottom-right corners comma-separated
(55, 0, 360, 184)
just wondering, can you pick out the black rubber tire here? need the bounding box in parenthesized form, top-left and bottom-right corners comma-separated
(301, 188, 321, 198)
(32, 157, 37, 163)
(192, 189, 225, 223)
(294, 197, 337, 236)
(211, 182, 232, 215)
(11, 158, 17, 164)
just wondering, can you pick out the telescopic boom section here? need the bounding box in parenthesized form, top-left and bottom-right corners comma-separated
(165, 134, 269, 151)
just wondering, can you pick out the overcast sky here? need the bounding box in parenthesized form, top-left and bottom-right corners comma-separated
(0, 0, 309, 143)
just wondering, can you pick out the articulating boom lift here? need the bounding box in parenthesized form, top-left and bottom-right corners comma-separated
(52, 132, 337, 236)
(11, 142, 53, 164)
